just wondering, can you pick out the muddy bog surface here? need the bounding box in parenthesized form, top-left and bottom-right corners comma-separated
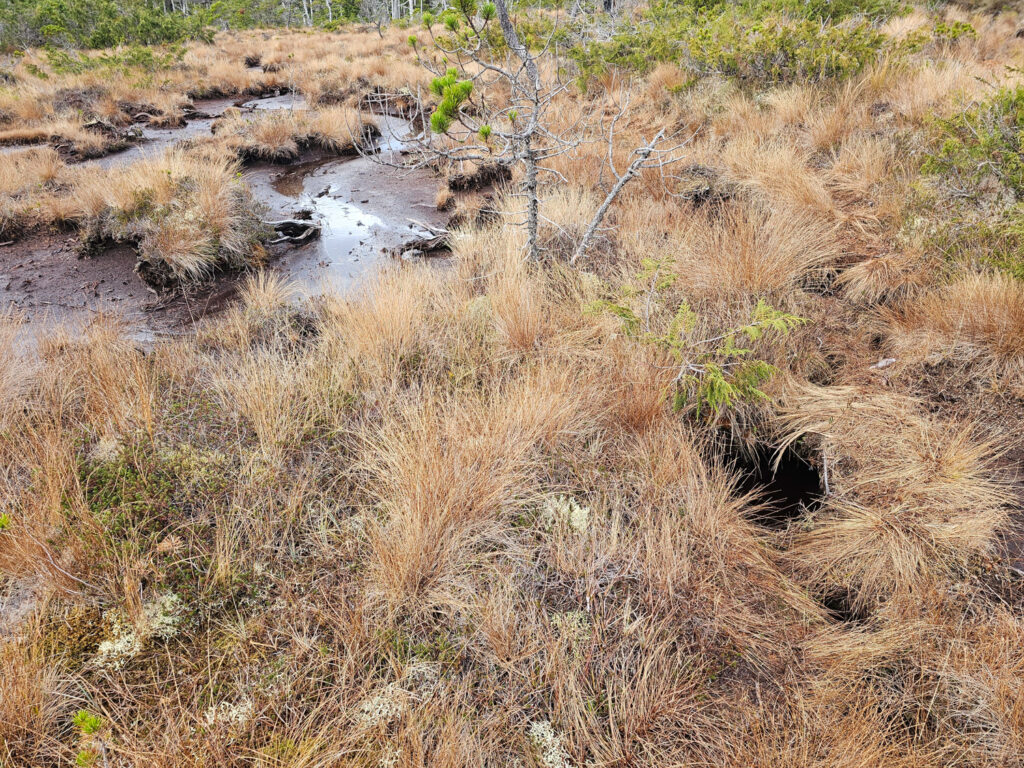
(88, 96, 237, 169)
(1, 232, 246, 346)
(3, 95, 446, 345)
(241, 93, 308, 111)
(245, 115, 443, 297)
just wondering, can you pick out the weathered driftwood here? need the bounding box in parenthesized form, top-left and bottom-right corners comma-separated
(390, 219, 451, 258)
(391, 234, 450, 258)
(268, 219, 321, 245)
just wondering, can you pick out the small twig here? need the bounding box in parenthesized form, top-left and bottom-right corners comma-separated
(408, 218, 449, 235)
(822, 450, 831, 496)
(26, 532, 97, 592)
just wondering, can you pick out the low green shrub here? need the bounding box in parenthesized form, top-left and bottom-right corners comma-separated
(684, 13, 885, 83)
(41, 43, 185, 75)
(569, 0, 901, 88)
(922, 86, 1024, 278)
(591, 259, 805, 419)
(0, 0, 216, 50)
(924, 86, 1024, 198)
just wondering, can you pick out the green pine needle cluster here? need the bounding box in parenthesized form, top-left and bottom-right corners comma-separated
(429, 68, 473, 133)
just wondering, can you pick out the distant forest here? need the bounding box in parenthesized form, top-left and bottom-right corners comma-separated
(0, 0, 370, 49)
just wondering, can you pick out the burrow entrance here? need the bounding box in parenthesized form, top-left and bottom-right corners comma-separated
(820, 590, 869, 624)
(725, 439, 823, 529)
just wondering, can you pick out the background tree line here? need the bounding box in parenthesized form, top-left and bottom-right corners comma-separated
(0, 0, 618, 51)
(0, 0, 365, 50)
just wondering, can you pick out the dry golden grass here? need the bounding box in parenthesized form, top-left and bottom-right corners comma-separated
(779, 384, 1010, 610)
(668, 201, 843, 300)
(0, 146, 66, 235)
(0, 641, 72, 766)
(2, 8, 1024, 768)
(0, 118, 112, 156)
(883, 272, 1024, 371)
(65, 149, 263, 280)
(0, 216, 1019, 766)
(839, 248, 941, 304)
(214, 105, 378, 159)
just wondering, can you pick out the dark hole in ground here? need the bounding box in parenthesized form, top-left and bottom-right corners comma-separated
(727, 439, 823, 529)
(802, 269, 837, 297)
(807, 353, 841, 386)
(821, 590, 869, 624)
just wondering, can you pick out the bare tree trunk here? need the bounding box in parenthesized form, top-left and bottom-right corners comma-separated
(524, 142, 539, 262)
(493, 0, 543, 260)
(493, 0, 540, 94)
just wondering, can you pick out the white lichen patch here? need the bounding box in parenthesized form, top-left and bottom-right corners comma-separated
(202, 698, 255, 729)
(402, 660, 439, 692)
(89, 435, 122, 464)
(94, 613, 142, 670)
(357, 684, 405, 728)
(94, 592, 183, 669)
(343, 509, 369, 541)
(551, 610, 591, 664)
(378, 744, 400, 768)
(527, 720, 575, 768)
(144, 592, 183, 639)
(539, 495, 590, 534)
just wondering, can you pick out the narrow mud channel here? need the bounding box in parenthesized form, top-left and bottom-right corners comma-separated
(2, 93, 445, 344)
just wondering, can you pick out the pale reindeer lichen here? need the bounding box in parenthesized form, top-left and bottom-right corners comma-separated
(357, 684, 405, 728)
(539, 495, 590, 534)
(202, 698, 255, 729)
(528, 720, 575, 768)
(94, 592, 182, 669)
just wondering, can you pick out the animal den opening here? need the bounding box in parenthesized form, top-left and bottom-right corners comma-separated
(727, 439, 823, 530)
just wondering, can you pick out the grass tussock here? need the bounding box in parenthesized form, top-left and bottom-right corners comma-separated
(669, 201, 843, 300)
(0, 146, 66, 237)
(779, 384, 1010, 611)
(0, 118, 112, 157)
(883, 272, 1024, 376)
(0, 642, 72, 766)
(70, 149, 266, 283)
(214, 106, 379, 161)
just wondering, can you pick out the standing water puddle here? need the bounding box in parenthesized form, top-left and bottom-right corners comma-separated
(241, 93, 308, 110)
(3, 92, 445, 347)
(245, 114, 441, 296)
(89, 97, 237, 169)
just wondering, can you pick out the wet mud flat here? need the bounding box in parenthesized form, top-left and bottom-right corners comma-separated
(2, 95, 447, 345)
(0, 232, 247, 345)
(245, 119, 444, 297)
(87, 95, 288, 169)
